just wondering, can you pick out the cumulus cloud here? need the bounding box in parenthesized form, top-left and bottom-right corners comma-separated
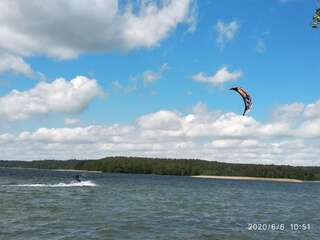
(0, 133, 14, 143)
(0, 76, 104, 121)
(0, 0, 196, 59)
(1, 99, 320, 165)
(0, 53, 33, 77)
(137, 110, 182, 130)
(272, 103, 304, 123)
(215, 20, 240, 49)
(304, 100, 320, 119)
(192, 66, 243, 86)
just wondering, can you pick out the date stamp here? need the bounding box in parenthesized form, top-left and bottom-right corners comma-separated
(247, 223, 311, 231)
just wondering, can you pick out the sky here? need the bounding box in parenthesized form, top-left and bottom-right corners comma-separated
(0, 0, 320, 165)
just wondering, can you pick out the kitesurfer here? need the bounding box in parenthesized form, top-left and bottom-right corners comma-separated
(75, 174, 82, 182)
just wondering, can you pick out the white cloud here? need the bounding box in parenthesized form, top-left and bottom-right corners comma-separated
(143, 71, 159, 84)
(184, 0, 198, 33)
(215, 20, 240, 49)
(298, 118, 320, 138)
(0, 133, 14, 143)
(0, 0, 195, 59)
(137, 110, 182, 130)
(111, 63, 169, 94)
(304, 100, 320, 118)
(192, 101, 208, 114)
(142, 63, 169, 84)
(272, 103, 304, 123)
(2, 99, 320, 165)
(0, 53, 33, 77)
(0, 76, 104, 121)
(192, 66, 243, 86)
(64, 118, 81, 126)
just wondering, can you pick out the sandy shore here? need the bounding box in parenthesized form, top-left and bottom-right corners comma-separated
(192, 175, 304, 183)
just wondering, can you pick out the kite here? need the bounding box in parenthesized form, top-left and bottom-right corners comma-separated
(312, 1, 320, 28)
(230, 87, 252, 116)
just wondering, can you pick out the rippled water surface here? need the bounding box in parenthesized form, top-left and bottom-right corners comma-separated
(0, 168, 319, 240)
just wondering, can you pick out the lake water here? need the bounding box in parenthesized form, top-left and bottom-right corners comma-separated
(0, 168, 319, 240)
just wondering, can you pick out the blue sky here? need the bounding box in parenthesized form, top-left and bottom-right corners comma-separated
(0, 0, 320, 165)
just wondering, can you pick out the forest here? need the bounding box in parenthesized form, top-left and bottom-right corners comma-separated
(1, 156, 319, 180)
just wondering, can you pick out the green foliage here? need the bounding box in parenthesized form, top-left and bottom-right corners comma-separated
(0, 157, 319, 180)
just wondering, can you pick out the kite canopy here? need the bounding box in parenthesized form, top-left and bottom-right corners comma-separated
(230, 87, 252, 116)
(312, 8, 320, 28)
(312, 1, 320, 28)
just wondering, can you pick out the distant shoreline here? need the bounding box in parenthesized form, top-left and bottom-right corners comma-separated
(0, 167, 102, 173)
(192, 175, 304, 183)
(1, 156, 319, 181)
(0, 167, 306, 182)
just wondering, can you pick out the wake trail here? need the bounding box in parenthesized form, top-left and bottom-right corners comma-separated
(2, 180, 97, 187)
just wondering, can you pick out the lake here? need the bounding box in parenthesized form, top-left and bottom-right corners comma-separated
(0, 168, 319, 240)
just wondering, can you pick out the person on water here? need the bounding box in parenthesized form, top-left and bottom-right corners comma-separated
(75, 174, 82, 182)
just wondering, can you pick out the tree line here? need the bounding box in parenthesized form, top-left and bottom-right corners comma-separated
(0, 156, 319, 180)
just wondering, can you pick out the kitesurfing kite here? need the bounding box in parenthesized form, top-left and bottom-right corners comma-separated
(312, 0, 320, 28)
(230, 87, 252, 116)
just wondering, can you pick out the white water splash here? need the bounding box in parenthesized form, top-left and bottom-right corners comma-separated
(6, 180, 96, 187)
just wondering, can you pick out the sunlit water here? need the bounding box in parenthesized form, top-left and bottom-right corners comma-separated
(0, 168, 319, 240)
